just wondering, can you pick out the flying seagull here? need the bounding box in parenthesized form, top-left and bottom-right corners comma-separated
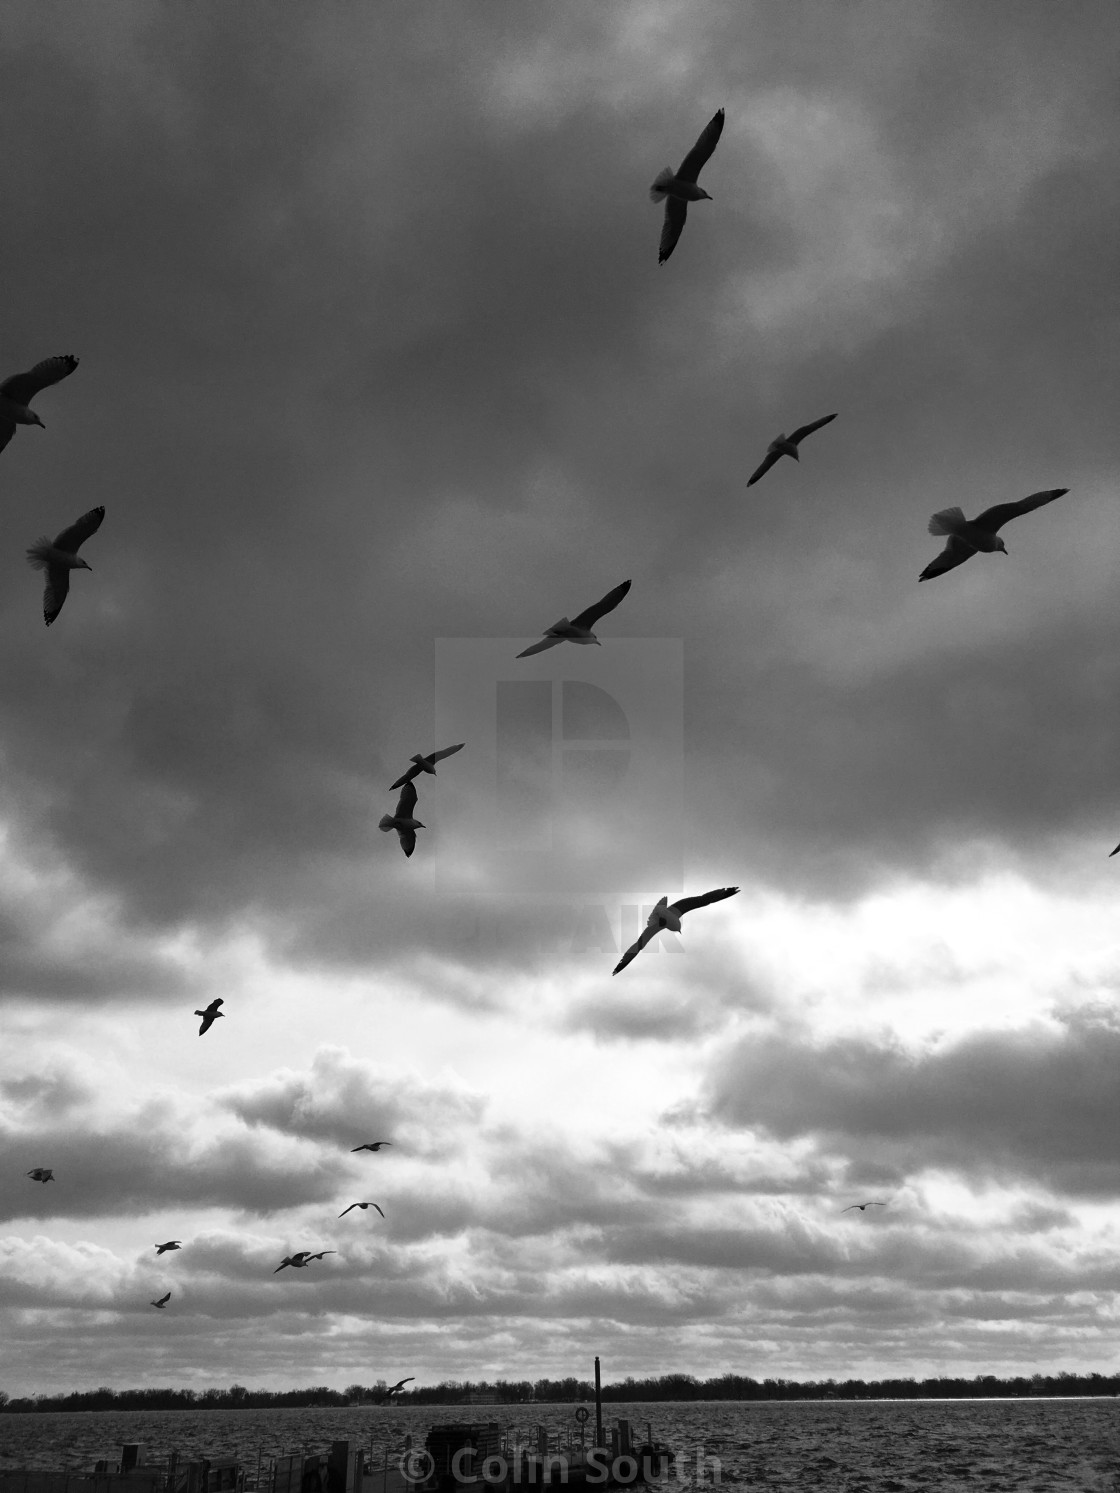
(747, 414, 838, 487)
(390, 743, 465, 791)
(26, 1168, 54, 1183)
(275, 1251, 335, 1272)
(651, 109, 725, 264)
(379, 780, 424, 858)
(151, 1292, 171, 1309)
(155, 1241, 182, 1255)
(613, 887, 740, 975)
(339, 1202, 385, 1218)
(351, 1141, 392, 1153)
(918, 488, 1069, 582)
(517, 579, 631, 658)
(26, 505, 104, 627)
(383, 1378, 415, 1398)
(0, 355, 79, 455)
(842, 1202, 888, 1213)
(195, 998, 224, 1035)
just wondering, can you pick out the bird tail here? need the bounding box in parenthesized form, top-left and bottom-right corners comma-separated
(26, 539, 52, 570)
(927, 506, 968, 537)
(378, 815, 395, 832)
(649, 168, 675, 202)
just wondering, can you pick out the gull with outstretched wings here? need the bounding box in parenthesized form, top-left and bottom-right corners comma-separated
(155, 1241, 182, 1255)
(0, 355, 79, 455)
(651, 110, 724, 264)
(195, 998, 224, 1035)
(351, 1141, 392, 1152)
(339, 1201, 385, 1218)
(26, 505, 104, 626)
(842, 1202, 887, 1213)
(26, 1168, 54, 1183)
(383, 1377, 414, 1398)
(151, 1292, 171, 1309)
(747, 414, 837, 486)
(390, 743, 464, 791)
(918, 488, 1069, 582)
(379, 781, 424, 857)
(517, 580, 631, 658)
(275, 1250, 335, 1273)
(613, 887, 739, 975)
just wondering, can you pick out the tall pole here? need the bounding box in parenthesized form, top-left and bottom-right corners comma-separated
(594, 1357, 602, 1449)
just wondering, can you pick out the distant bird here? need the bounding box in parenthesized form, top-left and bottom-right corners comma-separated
(26, 1168, 54, 1183)
(747, 414, 838, 486)
(151, 1292, 171, 1309)
(918, 488, 1069, 582)
(155, 1241, 182, 1255)
(351, 1141, 392, 1153)
(390, 743, 465, 791)
(379, 780, 424, 858)
(517, 580, 631, 658)
(651, 109, 724, 264)
(195, 998, 224, 1035)
(275, 1251, 335, 1272)
(339, 1202, 385, 1218)
(613, 887, 740, 975)
(843, 1202, 887, 1213)
(26, 505, 104, 627)
(0, 355, 79, 455)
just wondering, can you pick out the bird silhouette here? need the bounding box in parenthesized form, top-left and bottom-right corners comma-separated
(26, 1168, 54, 1183)
(275, 1250, 335, 1272)
(26, 505, 104, 626)
(613, 888, 739, 974)
(0, 355, 79, 455)
(919, 488, 1069, 581)
(195, 998, 224, 1035)
(842, 1202, 887, 1213)
(651, 110, 724, 264)
(379, 781, 424, 857)
(351, 1141, 392, 1153)
(151, 1292, 171, 1309)
(338, 1202, 385, 1218)
(390, 743, 465, 791)
(383, 1377, 414, 1398)
(747, 414, 838, 486)
(155, 1241, 182, 1255)
(517, 580, 631, 657)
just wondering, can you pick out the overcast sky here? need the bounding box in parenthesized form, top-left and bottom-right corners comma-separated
(2, 0, 1119, 1396)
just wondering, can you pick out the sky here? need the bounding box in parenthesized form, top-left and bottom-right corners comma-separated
(1, 0, 1119, 1396)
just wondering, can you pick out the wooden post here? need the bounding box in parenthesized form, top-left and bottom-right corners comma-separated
(594, 1358, 602, 1450)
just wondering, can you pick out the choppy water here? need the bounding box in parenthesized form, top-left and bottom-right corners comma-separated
(1, 1400, 1118, 1492)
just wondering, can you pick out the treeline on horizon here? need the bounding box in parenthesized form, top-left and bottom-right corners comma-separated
(2, 1370, 1119, 1412)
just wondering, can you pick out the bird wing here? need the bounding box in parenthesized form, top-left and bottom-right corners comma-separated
(658, 197, 688, 264)
(42, 566, 71, 627)
(338, 1204, 358, 1217)
(918, 535, 974, 582)
(310, 1251, 336, 1260)
(670, 886, 740, 917)
(431, 742, 465, 763)
(372, 1203, 385, 1217)
(155, 1292, 171, 1305)
(841, 1205, 860, 1212)
(274, 1259, 291, 1272)
(971, 487, 1069, 535)
(0, 355, 79, 406)
(52, 505, 105, 553)
(350, 1144, 370, 1152)
(389, 763, 421, 791)
(746, 450, 781, 486)
(612, 922, 660, 975)
(0, 418, 14, 453)
(1110, 843, 1119, 858)
(398, 828, 416, 858)
(571, 579, 632, 630)
(394, 781, 418, 819)
(197, 1014, 213, 1035)
(676, 108, 725, 182)
(789, 412, 838, 445)
(516, 635, 564, 658)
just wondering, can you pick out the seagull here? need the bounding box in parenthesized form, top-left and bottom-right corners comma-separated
(195, 998, 224, 1035)
(918, 488, 1069, 582)
(842, 1202, 888, 1213)
(275, 1251, 335, 1272)
(26, 505, 104, 627)
(390, 743, 465, 791)
(26, 1168, 54, 1183)
(339, 1201, 385, 1218)
(517, 580, 631, 658)
(151, 1292, 171, 1309)
(651, 109, 725, 264)
(747, 414, 838, 486)
(379, 781, 424, 857)
(155, 1241, 182, 1255)
(0, 355, 79, 455)
(613, 887, 740, 975)
(384, 1378, 415, 1398)
(351, 1141, 392, 1153)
